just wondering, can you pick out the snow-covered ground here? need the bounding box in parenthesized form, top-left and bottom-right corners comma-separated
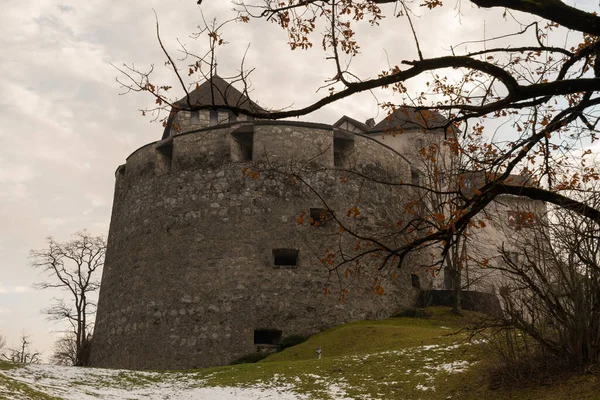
(0, 341, 479, 399)
(1, 363, 322, 400)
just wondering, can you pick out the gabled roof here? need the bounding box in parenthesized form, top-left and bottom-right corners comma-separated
(332, 115, 370, 132)
(174, 75, 264, 113)
(162, 75, 264, 139)
(370, 107, 454, 133)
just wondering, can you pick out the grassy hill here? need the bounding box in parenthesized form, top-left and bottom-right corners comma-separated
(1, 307, 598, 399)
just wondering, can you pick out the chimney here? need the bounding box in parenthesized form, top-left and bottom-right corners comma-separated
(365, 118, 375, 128)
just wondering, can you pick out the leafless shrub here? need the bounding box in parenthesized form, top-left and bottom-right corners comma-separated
(1, 333, 41, 364)
(486, 194, 600, 373)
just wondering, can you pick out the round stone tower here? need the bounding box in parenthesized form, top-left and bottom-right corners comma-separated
(90, 77, 423, 370)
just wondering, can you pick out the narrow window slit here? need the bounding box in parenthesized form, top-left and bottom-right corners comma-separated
(209, 110, 218, 126)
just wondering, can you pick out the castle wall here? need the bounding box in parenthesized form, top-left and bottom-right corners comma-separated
(462, 196, 547, 293)
(91, 121, 420, 370)
(427, 195, 548, 294)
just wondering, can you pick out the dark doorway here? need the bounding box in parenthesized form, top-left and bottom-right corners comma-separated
(254, 329, 282, 345)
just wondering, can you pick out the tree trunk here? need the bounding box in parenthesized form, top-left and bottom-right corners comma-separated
(451, 267, 463, 315)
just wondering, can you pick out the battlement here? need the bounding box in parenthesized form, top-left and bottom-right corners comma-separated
(119, 120, 412, 184)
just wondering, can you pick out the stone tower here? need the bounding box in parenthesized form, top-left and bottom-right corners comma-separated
(90, 76, 432, 370)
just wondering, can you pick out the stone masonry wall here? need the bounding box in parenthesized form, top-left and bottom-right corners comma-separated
(91, 121, 421, 370)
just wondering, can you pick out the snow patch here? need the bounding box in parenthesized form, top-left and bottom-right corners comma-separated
(415, 383, 435, 391)
(1, 364, 310, 400)
(427, 360, 474, 374)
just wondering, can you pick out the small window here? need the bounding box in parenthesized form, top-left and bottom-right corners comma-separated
(254, 329, 282, 345)
(273, 249, 298, 267)
(191, 110, 199, 122)
(209, 110, 218, 126)
(443, 267, 454, 290)
(411, 273, 420, 289)
(309, 208, 330, 226)
(231, 130, 254, 162)
(411, 169, 420, 185)
(229, 113, 237, 123)
(333, 137, 353, 167)
(436, 172, 445, 188)
(499, 286, 509, 296)
(505, 251, 520, 264)
(507, 211, 534, 229)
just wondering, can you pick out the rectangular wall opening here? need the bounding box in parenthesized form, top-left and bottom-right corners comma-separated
(309, 208, 330, 226)
(209, 110, 219, 126)
(254, 329, 282, 345)
(507, 211, 535, 229)
(231, 126, 254, 162)
(273, 249, 299, 267)
(233, 133, 253, 161)
(191, 110, 199, 122)
(411, 273, 421, 289)
(411, 168, 420, 185)
(116, 164, 126, 177)
(505, 251, 520, 264)
(155, 140, 173, 175)
(333, 137, 354, 167)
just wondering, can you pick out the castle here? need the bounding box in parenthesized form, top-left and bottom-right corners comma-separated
(90, 76, 544, 370)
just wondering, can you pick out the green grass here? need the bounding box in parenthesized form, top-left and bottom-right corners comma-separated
(264, 314, 462, 362)
(190, 307, 599, 399)
(0, 363, 61, 400)
(186, 307, 485, 399)
(1, 307, 599, 399)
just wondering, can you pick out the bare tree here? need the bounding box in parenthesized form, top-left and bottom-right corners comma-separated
(114, 1, 600, 280)
(408, 132, 473, 313)
(0, 333, 6, 353)
(2, 332, 41, 364)
(30, 231, 106, 366)
(50, 332, 79, 366)
(482, 191, 600, 368)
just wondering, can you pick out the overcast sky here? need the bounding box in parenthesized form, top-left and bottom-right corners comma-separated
(1, 0, 597, 361)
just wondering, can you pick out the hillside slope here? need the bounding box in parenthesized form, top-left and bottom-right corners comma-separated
(1, 307, 598, 399)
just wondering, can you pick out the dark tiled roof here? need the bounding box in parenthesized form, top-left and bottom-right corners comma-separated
(162, 75, 264, 139)
(174, 75, 264, 113)
(370, 107, 454, 133)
